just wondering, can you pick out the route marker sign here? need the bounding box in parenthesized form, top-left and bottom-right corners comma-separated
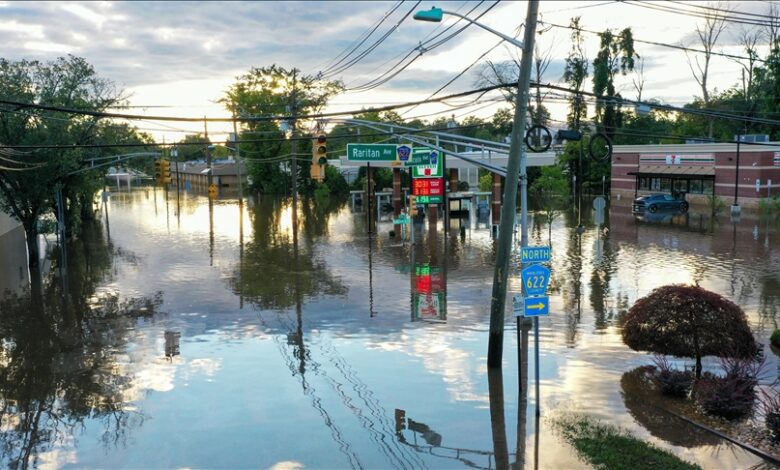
(347, 143, 400, 162)
(523, 295, 549, 317)
(521, 264, 551, 296)
(521, 246, 551, 264)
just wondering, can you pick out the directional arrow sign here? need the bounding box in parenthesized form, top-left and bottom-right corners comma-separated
(523, 295, 549, 317)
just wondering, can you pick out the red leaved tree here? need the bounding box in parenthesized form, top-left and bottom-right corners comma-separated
(622, 285, 759, 379)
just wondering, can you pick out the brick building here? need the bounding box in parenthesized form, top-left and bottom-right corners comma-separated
(611, 142, 780, 208)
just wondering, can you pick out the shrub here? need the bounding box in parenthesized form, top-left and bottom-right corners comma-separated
(694, 372, 755, 420)
(693, 357, 763, 420)
(771, 329, 780, 348)
(651, 356, 693, 398)
(759, 389, 780, 441)
(622, 284, 759, 378)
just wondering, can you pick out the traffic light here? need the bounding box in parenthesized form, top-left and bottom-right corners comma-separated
(154, 159, 163, 183)
(409, 195, 417, 216)
(161, 159, 171, 184)
(311, 134, 327, 182)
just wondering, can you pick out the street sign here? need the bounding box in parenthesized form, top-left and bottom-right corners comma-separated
(521, 264, 550, 296)
(521, 246, 551, 264)
(523, 295, 549, 317)
(393, 214, 410, 225)
(513, 295, 523, 316)
(347, 143, 400, 162)
(411, 148, 443, 178)
(397, 145, 412, 162)
(593, 196, 606, 211)
(405, 148, 437, 166)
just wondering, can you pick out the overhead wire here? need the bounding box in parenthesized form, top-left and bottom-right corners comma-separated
(537, 20, 769, 64)
(317, 1, 405, 76)
(622, 0, 777, 28)
(319, 1, 422, 79)
(346, 1, 500, 92)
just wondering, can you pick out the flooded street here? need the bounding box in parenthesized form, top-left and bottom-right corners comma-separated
(2, 187, 780, 469)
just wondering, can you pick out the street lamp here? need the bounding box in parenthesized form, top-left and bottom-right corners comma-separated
(414, 2, 539, 368)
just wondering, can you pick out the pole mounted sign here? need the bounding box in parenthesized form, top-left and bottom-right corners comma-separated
(521, 264, 550, 296)
(523, 296, 549, 317)
(347, 143, 403, 162)
(411, 148, 443, 178)
(520, 246, 551, 264)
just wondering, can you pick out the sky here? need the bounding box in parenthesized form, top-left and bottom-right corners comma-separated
(0, 0, 772, 142)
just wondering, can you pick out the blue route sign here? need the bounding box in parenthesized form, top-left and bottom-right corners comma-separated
(521, 264, 551, 296)
(523, 295, 549, 317)
(521, 246, 551, 264)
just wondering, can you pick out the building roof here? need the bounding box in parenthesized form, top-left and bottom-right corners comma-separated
(636, 164, 714, 176)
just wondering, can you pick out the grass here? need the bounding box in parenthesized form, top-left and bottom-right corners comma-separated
(551, 414, 701, 470)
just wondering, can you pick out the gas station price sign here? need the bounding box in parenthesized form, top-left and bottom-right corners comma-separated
(413, 178, 443, 197)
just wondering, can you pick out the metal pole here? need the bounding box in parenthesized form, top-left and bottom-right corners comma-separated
(233, 111, 244, 207)
(487, 0, 538, 369)
(367, 161, 372, 234)
(290, 69, 298, 219)
(734, 136, 741, 206)
(205, 118, 213, 188)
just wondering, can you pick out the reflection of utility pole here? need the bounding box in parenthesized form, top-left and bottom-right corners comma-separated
(239, 203, 244, 310)
(368, 233, 376, 317)
(488, 368, 510, 469)
(208, 198, 214, 267)
(292, 200, 305, 375)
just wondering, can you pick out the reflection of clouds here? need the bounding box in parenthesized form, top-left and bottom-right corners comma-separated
(37, 443, 77, 470)
(366, 330, 487, 405)
(269, 461, 304, 470)
(184, 358, 222, 378)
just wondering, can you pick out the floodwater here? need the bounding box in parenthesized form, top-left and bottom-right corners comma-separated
(1, 186, 780, 469)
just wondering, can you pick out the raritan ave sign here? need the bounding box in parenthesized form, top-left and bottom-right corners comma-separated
(346, 144, 405, 162)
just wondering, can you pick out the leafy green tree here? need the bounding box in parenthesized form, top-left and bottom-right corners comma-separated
(0, 56, 124, 276)
(530, 165, 569, 242)
(562, 17, 589, 130)
(592, 28, 637, 140)
(222, 65, 343, 195)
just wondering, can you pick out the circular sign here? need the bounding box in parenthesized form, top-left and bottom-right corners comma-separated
(524, 125, 552, 152)
(588, 132, 613, 161)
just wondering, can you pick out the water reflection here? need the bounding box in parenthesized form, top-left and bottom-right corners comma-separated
(0, 220, 163, 469)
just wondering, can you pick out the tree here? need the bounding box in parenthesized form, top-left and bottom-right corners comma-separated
(622, 285, 759, 379)
(592, 27, 637, 141)
(0, 56, 123, 279)
(562, 17, 589, 130)
(222, 65, 343, 195)
(530, 165, 569, 243)
(684, 2, 730, 139)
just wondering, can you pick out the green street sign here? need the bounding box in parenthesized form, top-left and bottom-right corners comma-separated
(411, 148, 443, 177)
(347, 143, 399, 162)
(404, 147, 434, 166)
(416, 195, 442, 204)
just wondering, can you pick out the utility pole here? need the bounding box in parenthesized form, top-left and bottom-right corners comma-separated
(290, 69, 299, 220)
(487, 0, 539, 369)
(232, 106, 244, 207)
(204, 117, 213, 189)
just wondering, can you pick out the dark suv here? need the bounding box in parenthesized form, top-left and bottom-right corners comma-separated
(632, 194, 689, 214)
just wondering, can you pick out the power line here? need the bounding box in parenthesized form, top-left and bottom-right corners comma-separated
(317, 1, 405, 76)
(538, 20, 768, 64)
(622, 0, 777, 28)
(346, 1, 500, 92)
(320, 1, 422, 79)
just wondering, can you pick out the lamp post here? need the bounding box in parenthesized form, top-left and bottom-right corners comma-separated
(415, 3, 540, 368)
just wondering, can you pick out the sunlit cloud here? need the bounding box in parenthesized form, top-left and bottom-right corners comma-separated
(60, 3, 108, 29)
(23, 41, 76, 54)
(0, 20, 45, 38)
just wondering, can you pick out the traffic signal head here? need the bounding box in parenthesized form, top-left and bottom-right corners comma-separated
(154, 160, 163, 181)
(409, 195, 417, 216)
(315, 135, 327, 164)
(161, 159, 172, 184)
(311, 135, 327, 182)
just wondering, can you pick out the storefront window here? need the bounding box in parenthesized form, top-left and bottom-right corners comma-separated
(689, 179, 702, 194)
(639, 177, 650, 190)
(702, 180, 714, 195)
(660, 178, 671, 192)
(673, 179, 688, 193)
(651, 178, 661, 191)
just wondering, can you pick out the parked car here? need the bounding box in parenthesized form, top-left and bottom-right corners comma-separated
(632, 193, 689, 214)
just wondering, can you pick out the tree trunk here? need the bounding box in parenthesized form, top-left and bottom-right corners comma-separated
(695, 354, 702, 380)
